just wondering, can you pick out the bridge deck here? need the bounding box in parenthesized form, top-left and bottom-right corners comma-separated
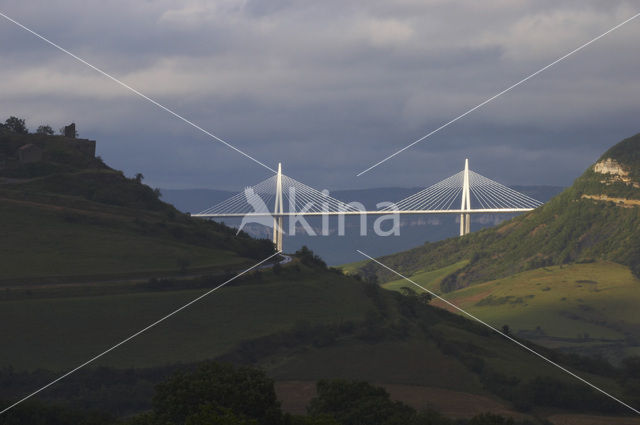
(193, 208, 534, 217)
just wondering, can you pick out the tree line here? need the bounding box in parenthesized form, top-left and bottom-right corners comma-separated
(0, 362, 543, 425)
(1, 115, 73, 137)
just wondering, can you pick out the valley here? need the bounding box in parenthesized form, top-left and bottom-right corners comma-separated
(2, 128, 640, 424)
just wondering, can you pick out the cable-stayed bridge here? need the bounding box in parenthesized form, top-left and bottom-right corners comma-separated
(193, 160, 542, 250)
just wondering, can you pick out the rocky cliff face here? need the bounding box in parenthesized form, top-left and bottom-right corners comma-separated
(594, 158, 628, 177)
(575, 134, 640, 200)
(593, 158, 638, 187)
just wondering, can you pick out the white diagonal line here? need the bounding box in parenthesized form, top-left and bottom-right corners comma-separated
(0, 250, 282, 415)
(356, 250, 640, 416)
(357, 11, 640, 176)
(0, 11, 276, 174)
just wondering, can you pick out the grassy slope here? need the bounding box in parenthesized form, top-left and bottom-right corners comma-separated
(0, 266, 376, 370)
(383, 261, 640, 359)
(1, 262, 632, 419)
(438, 262, 639, 340)
(0, 133, 273, 282)
(340, 259, 369, 276)
(1, 245, 636, 423)
(0, 198, 245, 280)
(355, 189, 640, 290)
(381, 260, 468, 292)
(346, 134, 640, 360)
(353, 133, 640, 289)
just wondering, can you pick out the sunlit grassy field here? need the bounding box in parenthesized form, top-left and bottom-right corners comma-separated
(382, 260, 640, 359)
(381, 260, 468, 292)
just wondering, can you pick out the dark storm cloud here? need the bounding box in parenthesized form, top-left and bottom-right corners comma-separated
(0, 0, 639, 190)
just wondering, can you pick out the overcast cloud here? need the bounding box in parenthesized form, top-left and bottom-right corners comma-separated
(1, 0, 639, 191)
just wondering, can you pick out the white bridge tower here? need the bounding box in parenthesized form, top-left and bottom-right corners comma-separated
(272, 163, 284, 251)
(459, 158, 471, 236)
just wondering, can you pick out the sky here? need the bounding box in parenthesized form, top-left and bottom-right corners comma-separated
(1, 0, 639, 192)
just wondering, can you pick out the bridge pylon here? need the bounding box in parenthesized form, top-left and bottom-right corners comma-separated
(272, 162, 284, 251)
(460, 158, 471, 236)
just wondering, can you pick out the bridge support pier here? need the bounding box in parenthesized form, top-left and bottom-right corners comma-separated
(272, 163, 284, 251)
(272, 215, 283, 251)
(460, 158, 471, 236)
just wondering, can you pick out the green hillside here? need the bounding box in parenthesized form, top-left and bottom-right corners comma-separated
(0, 131, 273, 283)
(381, 261, 640, 358)
(3, 128, 640, 423)
(347, 133, 640, 361)
(352, 133, 640, 290)
(3, 260, 640, 423)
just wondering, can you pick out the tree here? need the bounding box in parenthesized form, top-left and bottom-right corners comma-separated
(399, 287, 432, 307)
(4, 116, 28, 134)
(36, 125, 55, 135)
(152, 362, 284, 425)
(135, 173, 144, 184)
(365, 274, 379, 285)
(295, 246, 326, 268)
(399, 286, 417, 297)
(308, 380, 417, 425)
(418, 292, 432, 304)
